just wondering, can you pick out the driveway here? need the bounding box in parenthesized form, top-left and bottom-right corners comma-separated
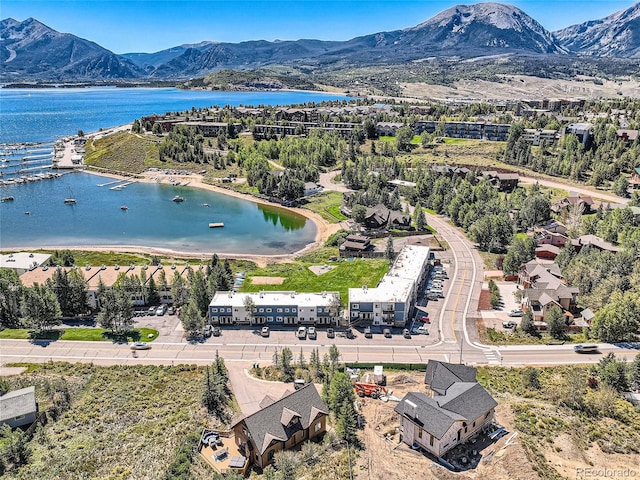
(226, 362, 292, 416)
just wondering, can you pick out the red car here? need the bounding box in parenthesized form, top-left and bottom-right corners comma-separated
(418, 315, 430, 323)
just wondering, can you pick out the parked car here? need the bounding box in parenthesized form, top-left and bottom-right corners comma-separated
(261, 326, 270, 337)
(345, 328, 355, 339)
(418, 315, 430, 323)
(308, 326, 317, 339)
(130, 342, 151, 350)
(426, 293, 439, 301)
(212, 326, 221, 337)
(416, 325, 430, 335)
(203, 325, 212, 337)
(326, 327, 335, 339)
(403, 328, 411, 339)
(508, 309, 524, 317)
(167, 306, 175, 315)
(364, 327, 372, 338)
(156, 305, 167, 316)
(383, 328, 392, 338)
(502, 320, 517, 329)
(297, 326, 307, 339)
(147, 306, 157, 315)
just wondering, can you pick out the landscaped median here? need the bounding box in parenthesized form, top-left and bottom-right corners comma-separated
(0, 327, 158, 342)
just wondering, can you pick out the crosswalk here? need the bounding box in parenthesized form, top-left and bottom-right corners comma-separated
(483, 350, 500, 365)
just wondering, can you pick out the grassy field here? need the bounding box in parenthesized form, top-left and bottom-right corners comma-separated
(302, 191, 348, 223)
(2, 363, 211, 480)
(476, 365, 640, 479)
(7, 249, 257, 272)
(242, 249, 388, 305)
(84, 131, 161, 174)
(0, 327, 159, 342)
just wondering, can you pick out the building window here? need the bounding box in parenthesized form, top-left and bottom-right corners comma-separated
(430, 435, 434, 446)
(285, 308, 289, 312)
(14, 415, 25, 421)
(267, 308, 272, 312)
(292, 308, 297, 313)
(277, 308, 283, 313)
(258, 308, 264, 313)
(234, 308, 239, 312)
(310, 308, 314, 312)
(315, 421, 322, 432)
(211, 308, 218, 313)
(418, 428, 422, 439)
(352, 304, 359, 310)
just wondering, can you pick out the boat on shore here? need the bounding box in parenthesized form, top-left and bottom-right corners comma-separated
(172, 195, 184, 202)
(1, 196, 14, 202)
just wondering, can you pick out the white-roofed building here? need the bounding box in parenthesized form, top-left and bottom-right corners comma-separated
(348, 245, 430, 326)
(209, 290, 340, 326)
(0, 252, 51, 276)
(0, 386, 38, 428)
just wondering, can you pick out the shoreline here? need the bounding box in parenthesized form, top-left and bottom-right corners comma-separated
(12, 168, 342, 266)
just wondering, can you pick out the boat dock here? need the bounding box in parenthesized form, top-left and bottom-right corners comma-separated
(209, 222, 225, 228)
(98, 179, 123, 187)
(109, 180, 138, 190)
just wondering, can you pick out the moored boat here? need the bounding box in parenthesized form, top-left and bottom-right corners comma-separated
(1, 196, 14, 202)
(172, 195, 184, 202)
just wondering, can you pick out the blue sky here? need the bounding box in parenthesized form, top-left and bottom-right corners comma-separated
(2, 0, 636, 54)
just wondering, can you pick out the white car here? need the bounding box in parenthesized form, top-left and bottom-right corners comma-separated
(297, 326, 307, 339)
(307, 326, 317, 339)
(415, 325, 430, 335)
(130, 342, 151, 350)
(508, 309, 524, 317)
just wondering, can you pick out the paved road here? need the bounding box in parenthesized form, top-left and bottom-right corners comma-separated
(318, 170, 353, 193)
(2, 338, 638, 367)
(519, 175, 628, 205)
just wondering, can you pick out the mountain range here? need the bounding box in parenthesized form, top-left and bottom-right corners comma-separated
(1, 2, 639, 83)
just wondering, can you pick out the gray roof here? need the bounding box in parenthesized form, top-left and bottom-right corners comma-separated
(424, 360, 477, 394)
(0, 386, 36, 422)
(437, 382, 498, 423)
(394, 381, 497, 440)
(233, 384, 328, 455)
(394, 392, 465, 439)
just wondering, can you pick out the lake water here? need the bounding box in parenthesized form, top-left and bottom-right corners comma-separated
(0, 87, 347, 144)
(0, 172, 315, 254)
(0, 87, 347, 254)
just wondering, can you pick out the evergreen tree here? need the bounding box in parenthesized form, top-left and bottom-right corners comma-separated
(385, 236, 395, 264)
(328, 372, 355, 413)
(21, 283, 62, 332)
(180, 298, 205, 337)
(546, 305, 566, 339)
(147, 276, 160, 305)
(414, 203, 426, 231)
(336, 399, 358, 443)
(0, 269, 23, 328)
(519, 310, 535, 335)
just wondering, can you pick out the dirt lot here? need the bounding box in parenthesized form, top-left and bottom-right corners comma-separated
(249, 276, 285, 285)
(354, 372, 537, 480)
(400, 75, 640, 101)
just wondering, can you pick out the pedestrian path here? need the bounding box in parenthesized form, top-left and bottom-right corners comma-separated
(483, 349, 500, 365)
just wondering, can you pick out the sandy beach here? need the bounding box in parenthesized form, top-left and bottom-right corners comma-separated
(37, 168, 343, 267)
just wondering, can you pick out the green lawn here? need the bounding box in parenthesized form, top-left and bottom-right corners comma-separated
(0, 327, 158, 342)
(242, 253, 388, 305)
(442, 137, 471, 145)
(302, 191, 348, 223)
